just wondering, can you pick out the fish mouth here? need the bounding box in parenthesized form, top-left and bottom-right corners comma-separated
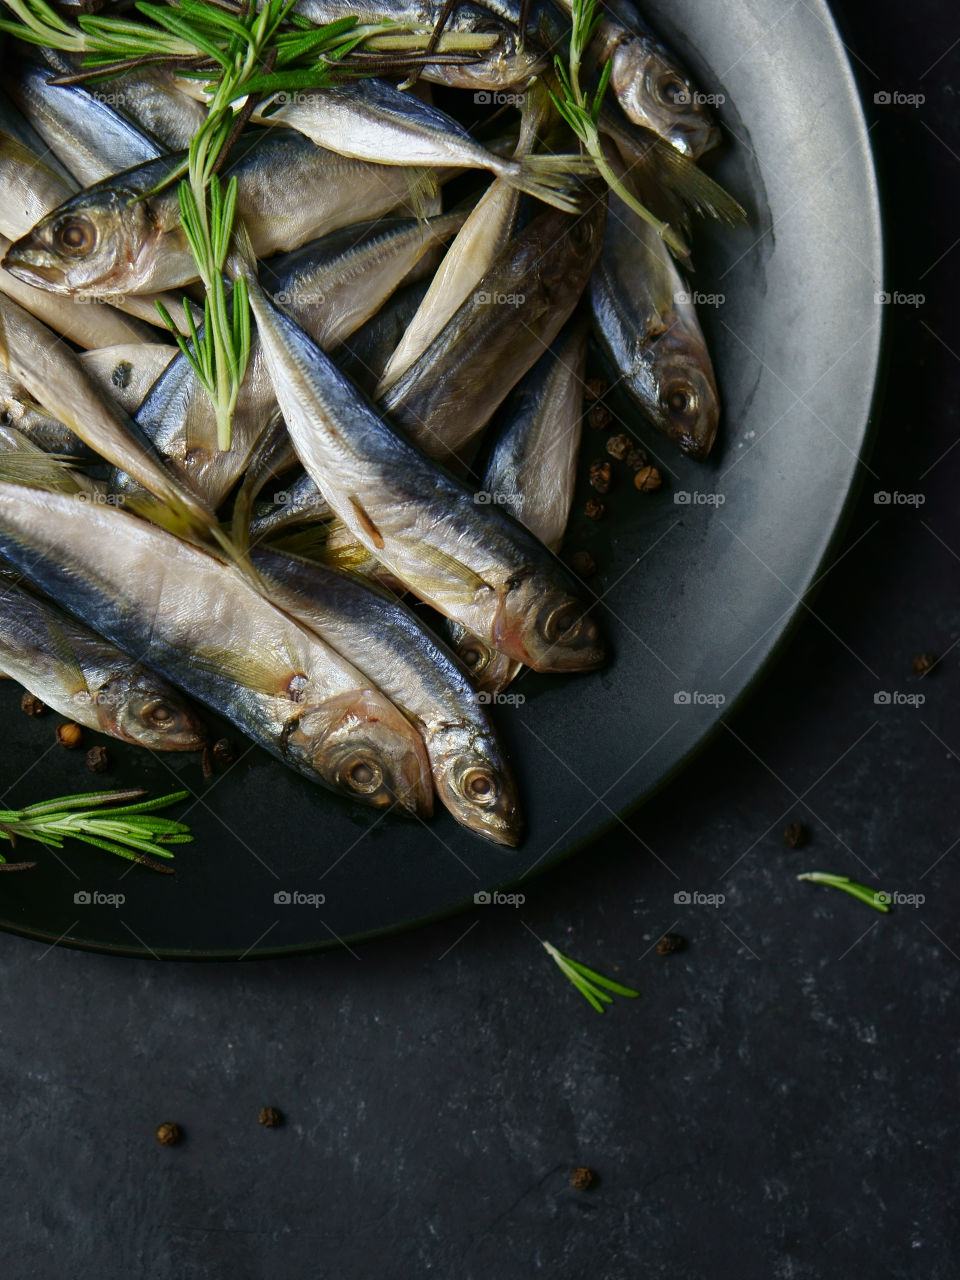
(2, 235, 66, 290)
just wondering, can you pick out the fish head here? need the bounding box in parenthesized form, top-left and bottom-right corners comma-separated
(2, 187, 155, 295)
(453, 633, 518, 694)
(432, 727, 523, 848)
(290, 688, 433, 817)
(97, 670, 208, 751)
(494, 576, 606, 674)
(647, 311, 720, 461)
(609, 37, 721, 160)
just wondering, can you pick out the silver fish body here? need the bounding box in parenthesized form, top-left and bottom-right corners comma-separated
(245, 274, 605, 674)
(0, 483, 433, 813)
(590, 192, 719, 460)
(380, 197, 604, 463)
(253, 548, 523, 845)
(0, 577, 208, 750)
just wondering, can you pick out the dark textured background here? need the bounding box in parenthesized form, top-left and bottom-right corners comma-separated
(2, 1, 958, 1276)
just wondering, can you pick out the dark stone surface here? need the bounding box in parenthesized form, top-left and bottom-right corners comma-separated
(1, 1, 958, 1276)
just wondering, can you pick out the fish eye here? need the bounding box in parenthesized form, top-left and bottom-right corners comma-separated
(52, 216, 97, 257)
(460, 641, 492, 673)
(142, 700, 175, 729)
(661, 378, 699, 420)
(656, 73, 689, 106)
(461, 767, 499, 807)
(340, 755, 384, 795)
(541, 602, 583, 644)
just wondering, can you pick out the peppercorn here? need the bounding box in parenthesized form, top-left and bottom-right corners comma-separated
(625, 446, 649, 471)
(20, 692, 46, 717)
(56, 722, 83, 749)
(634, 465, 662, 493)
(783, 821, 808, 849)
(571, 1166, 596, 1190)
(86, 746, 110, 773)
(584, 498, 605, 520)
(587, 403, 611, 431)
(605, 433, 632, 461)
(155, 1122, 181, 1147)
(657, 931, 687, 956)
(589, 459, 612, 494)
(912, 652, 938, 677)
(212, 737, 236, 765)
(584, 377, 607, 402)
(258, 1106, 283, 1128)
(569, 551, 598, 579)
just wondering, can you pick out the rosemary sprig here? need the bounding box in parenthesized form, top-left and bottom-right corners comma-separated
(547, 0, 686, 256)
(543, 940, 640, 1013)
(0, 788, 192, 872)
(797, 872, 891, 913)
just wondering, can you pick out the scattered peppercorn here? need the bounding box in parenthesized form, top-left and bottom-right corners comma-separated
(625, 446, 649, 471)
(155, 1122, 181, 1147)
(212, 737, 237, 765)
(55, 722, 83, 749)
(584, 377, 607, 402)
(783, 821, 808, 849)
(634, 465, 662, 493)
(912, 652, 939, 677)
(584, 498, 605, 520)
(20, 692, 46, 717)
(605, 433, 631, 461)
(258, 1106, 283, 1128)
(571, 1166, 596, 1190)
(569, 551, 598, 579)
(657, 932, 687, 956)
(86, 746, 110, 773)
(587, 403, 611, 431)
(589, 459, 612, 494)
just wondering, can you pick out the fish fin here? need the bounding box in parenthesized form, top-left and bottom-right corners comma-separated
(347, 494, 385, 550)
(617, 131, 747, 227)
(507, 154, 596, 215)
(0, 444, 90, 495)
(41, 613, 91, 703)
(403, 167, 440, 226)
(398, 540, 492, 602)
(226, 219, 259, 286)
(187, 638, 304, 701)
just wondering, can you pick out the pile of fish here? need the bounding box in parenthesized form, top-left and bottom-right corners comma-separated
(0, 0, 737, 847)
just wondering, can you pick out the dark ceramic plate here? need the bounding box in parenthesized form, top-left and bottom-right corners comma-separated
(0, 0, 882, 957)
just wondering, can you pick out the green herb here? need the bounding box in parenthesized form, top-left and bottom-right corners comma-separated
(0, 788, 192, 872)
(547, 0, 686, 256)
(543, 940, 640, 1013)
(796, 872, 891, 913)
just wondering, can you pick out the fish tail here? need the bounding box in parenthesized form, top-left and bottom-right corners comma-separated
(638, 140, 747, 226)
(497, 153, 596, 214)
